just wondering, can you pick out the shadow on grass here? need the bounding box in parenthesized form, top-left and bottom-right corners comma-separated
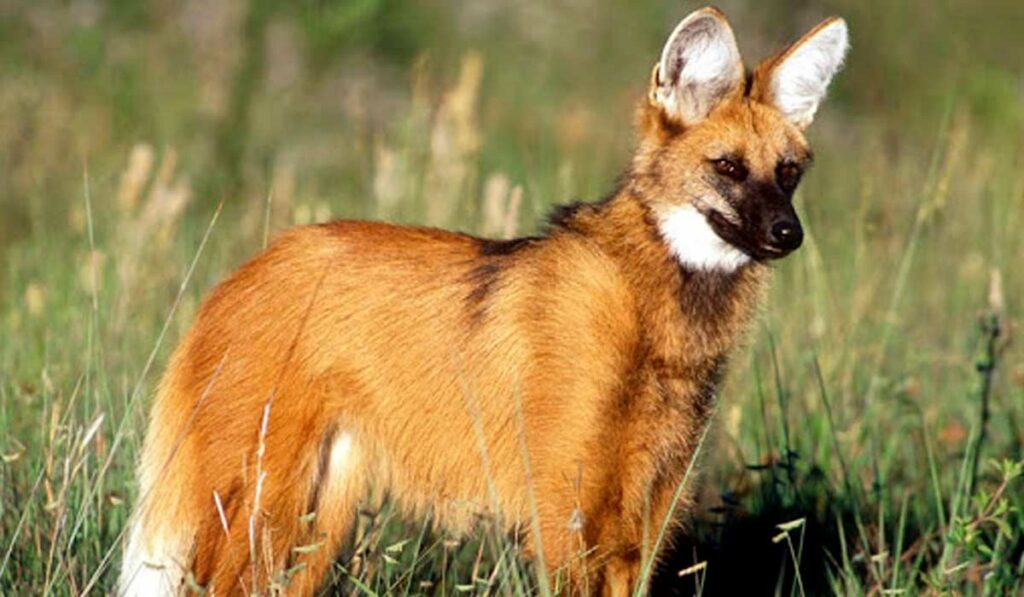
(652, 461, 1023, 595)
(652, 466, 873, 596)
(315, 457, 1024, 595)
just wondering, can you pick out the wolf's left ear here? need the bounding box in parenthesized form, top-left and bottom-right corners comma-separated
(753, 17, 849, 129)
(650, 7, 744, 126)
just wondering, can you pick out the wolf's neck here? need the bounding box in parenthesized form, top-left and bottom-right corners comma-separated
(551, 191, 768, 368)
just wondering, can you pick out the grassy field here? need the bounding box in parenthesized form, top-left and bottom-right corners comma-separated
(1, 0, 1023, 594)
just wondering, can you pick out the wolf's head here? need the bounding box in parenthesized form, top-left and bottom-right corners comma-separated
(634, 7, 849, 272)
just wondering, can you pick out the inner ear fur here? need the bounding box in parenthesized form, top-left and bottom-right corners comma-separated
(750, 16, 849, 129)
(647, 7, 746, 128)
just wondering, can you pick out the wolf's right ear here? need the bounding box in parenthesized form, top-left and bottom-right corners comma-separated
(649, 7, 744, 127)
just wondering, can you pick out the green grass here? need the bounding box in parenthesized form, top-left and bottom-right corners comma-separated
(2, 0, 1023, 594)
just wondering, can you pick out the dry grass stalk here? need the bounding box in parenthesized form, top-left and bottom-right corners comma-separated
(244, 154, 296, 241)
(373, 143, 405, 219)
(480, 173, 523, 239)
(116, 144, 154, 213)
(424, 52, 483, 226)
(24, 282, 45, 318)
(112, 145, 192, 326)
(987, 268, 1004, 316)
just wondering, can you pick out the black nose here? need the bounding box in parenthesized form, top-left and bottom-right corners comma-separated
(769, 218, 803, 251)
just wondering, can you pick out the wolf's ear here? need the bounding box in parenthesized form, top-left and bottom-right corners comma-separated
(752, 17, 849, 129)
(649, 7, 744, 126)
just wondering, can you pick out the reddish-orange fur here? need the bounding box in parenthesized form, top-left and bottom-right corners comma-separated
(121, 8, 847, 596)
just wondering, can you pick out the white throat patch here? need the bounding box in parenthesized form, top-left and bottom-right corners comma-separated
(658, 204, 750, 272)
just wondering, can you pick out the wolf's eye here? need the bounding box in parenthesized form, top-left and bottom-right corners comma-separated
(777, 163, 803, 192)
(712, 158, 747, 182)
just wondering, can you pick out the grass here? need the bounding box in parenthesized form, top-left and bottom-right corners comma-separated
(2, 0, 1024, 594)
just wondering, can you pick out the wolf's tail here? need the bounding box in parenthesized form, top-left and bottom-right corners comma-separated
(118, 370, 200, 597)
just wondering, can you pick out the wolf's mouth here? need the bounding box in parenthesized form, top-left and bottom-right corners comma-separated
(704, 210, 779, 261)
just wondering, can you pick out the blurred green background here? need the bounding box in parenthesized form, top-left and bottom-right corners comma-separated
(1, 0, 1023, 594)
(1, 0, 1021, 244)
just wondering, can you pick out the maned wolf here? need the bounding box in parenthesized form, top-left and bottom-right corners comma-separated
(120, 7, 848, 596)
